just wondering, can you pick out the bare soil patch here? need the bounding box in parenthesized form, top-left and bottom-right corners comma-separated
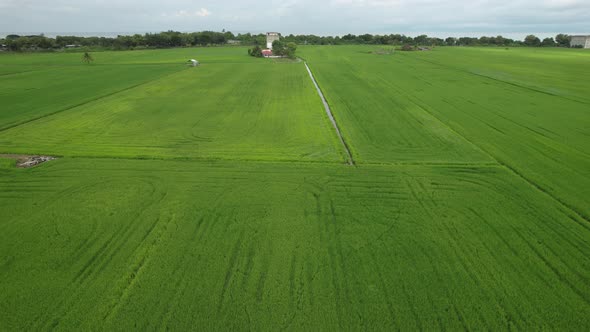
(0, 154, 56, 168)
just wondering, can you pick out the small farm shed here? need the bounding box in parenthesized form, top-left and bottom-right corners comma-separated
(262, 49, 273, 57)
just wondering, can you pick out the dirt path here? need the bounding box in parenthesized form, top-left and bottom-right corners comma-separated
(304, 62, 355, 166)
(0, 154, 56, 168)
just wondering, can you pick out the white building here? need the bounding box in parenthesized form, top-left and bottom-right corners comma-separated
(266, 32, 280, 49)
(570, 35, 590, 49)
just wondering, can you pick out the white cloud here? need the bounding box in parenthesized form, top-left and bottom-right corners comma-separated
(543, 0, 586, 9)
(0, 0, 588, 36)
(330, 0, 401, 7)
(174, 8, 211, 17)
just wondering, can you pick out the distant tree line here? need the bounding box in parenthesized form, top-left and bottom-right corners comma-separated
(0, 31, 576, 52)
(0, 31, 240, 52)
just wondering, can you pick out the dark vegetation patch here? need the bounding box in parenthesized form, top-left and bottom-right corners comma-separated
(372, 48, 395, 55)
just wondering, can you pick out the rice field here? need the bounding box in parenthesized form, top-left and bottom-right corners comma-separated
(0, 48, 343, 162)
(1, 46, 589, 330)
(300, 45, 590, 219)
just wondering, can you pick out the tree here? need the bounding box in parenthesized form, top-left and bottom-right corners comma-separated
(285, 42, 297, 58)
(270, 40, 297, 58)
(82, 52, 94, 64)
(248, 45, 263, 57)
(496, 35, 514, 46)
(272, 40, 285, 56)
(445, 37, 457, 46)
(359, 34, 373, 43)
(429, 37, 444, 46)
(524, 35, 541, 47)
(555, 34, 571, 47)
(541, 37, 556, 47)
(414, 34, 428, 45)
(457, 37, 477, 46)
(341, 34, 356, 43)
(479, 36, 492, 45)
(34, 36, 55, 49)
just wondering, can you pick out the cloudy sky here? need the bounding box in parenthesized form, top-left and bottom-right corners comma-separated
(1, 0, 589, 38)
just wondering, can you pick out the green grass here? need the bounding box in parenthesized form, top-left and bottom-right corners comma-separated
(0, 47, 259, 66)
(0, 48, 344, 162)
(1, 46, 589, 330)
(1, 158, 589, 330)
(412, 47, 590, 103)
(0, 47, 281, 130)
(301, 48, 493, 165)
(0, 157, 15, 168)
(0, 64, 183, 130)
(300, 45, 590, 219)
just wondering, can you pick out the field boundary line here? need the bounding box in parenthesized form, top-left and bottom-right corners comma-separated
(0, 70, 41, 77)
(58, 154, 502, 167)
(406, 94, 590, 224)
(496, 160, 590, 223)
(468, 71, 590, 105)
(0, 67, 189, 133)
(303, 61, 355, 166)
(3, 153, 506, 169)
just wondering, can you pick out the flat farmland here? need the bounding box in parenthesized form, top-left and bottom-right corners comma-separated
(0, 64, 182, 130)
(300, 46, 590, 219)
(0, 48, 344, 162)
(1, 46, 589, 330)
(2, 159, 590, 330)
(412, 47, 590, 103)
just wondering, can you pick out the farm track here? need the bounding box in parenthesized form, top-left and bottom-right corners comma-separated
(304, 61, 355, 165)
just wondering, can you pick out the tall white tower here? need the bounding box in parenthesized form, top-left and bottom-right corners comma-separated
(266, 32, 280, 49)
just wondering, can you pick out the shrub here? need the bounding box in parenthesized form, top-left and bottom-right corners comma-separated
(400, 44, 414, 51)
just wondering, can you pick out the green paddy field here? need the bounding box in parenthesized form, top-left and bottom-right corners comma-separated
(1, 46, 589, 330)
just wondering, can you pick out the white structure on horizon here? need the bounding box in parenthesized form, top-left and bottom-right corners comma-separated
(266, 32, 280, 49)
(570, 35, 590, 49)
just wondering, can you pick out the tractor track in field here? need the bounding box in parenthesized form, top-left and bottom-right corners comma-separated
(404, 53, 590, 106)
(0, 70, 40, 77)
(0, 67, 189, 133)
(304, 61, 355, 166)
(396, 80, 590, 225)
